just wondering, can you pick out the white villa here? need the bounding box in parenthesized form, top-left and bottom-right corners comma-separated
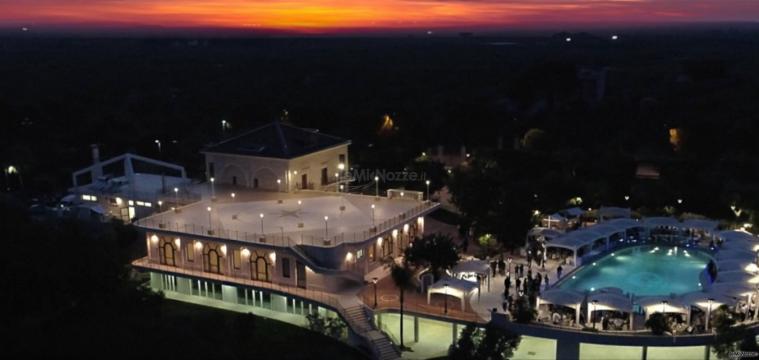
(202, 121, 351, 192)
(131, 122, 437, 360)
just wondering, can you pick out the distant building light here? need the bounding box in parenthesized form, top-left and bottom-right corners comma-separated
(611, 35, 619, 40)
(565, 37, 572, 42)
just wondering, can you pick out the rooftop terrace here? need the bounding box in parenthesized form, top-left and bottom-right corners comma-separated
(136, 188, 437, 247)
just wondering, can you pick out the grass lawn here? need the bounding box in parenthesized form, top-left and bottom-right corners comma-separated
(160, 299, 367, 359)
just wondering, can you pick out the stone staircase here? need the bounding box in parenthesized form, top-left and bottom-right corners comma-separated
(339, 300, 401, 360)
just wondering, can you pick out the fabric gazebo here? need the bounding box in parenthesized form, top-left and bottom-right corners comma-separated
(538, 289, 585, 326)
(452, 259, 491, 292)
(427, 276, 479, 311)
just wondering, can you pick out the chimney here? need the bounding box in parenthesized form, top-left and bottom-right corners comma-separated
(91, 144, 103, 179)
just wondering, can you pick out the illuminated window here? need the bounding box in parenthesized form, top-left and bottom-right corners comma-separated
(186, 243, 195, 262)
(251, 252, 270, 282)
(357, 249, 364, 260)
(158, 238, 176, 266)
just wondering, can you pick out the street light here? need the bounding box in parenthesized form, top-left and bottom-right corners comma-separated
(207, 206, 213, 229)
(624, 195, 630, 201)
(277, 178, 282, 192)
(374, 176, 380, 197)
(444, 283, 449, 314)
(425, 180, 431, 201)
(221, 119, 228, 133)
(324, 216, 329, 238)
(210, 177, 216, 199)
(371, 204, 376, 225)
(259, 213, 265, 234)
(155, 140, 166, 193)
(173, 187, 179, 211)
(372, 277, 379, 308)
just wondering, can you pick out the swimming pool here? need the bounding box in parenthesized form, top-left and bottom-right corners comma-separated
(557, 245, 711, 296)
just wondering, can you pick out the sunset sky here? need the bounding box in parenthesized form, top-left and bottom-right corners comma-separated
(1, 0, 757, 33)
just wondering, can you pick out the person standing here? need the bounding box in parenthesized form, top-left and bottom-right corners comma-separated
(557, 265, 563, 279)
(544, 274, 550, 290)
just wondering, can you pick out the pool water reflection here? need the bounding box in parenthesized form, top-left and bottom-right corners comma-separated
(557, 245, 710, 296)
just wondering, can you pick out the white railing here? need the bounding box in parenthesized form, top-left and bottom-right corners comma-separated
(135, 201, 437, 248)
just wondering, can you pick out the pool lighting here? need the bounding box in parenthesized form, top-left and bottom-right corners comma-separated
(611, 253, 615, 256)
(593, 262, 597, 266)
(590, 287, 595, 291)
(572, 275, 576, 279)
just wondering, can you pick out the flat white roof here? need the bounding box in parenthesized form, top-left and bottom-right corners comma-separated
(140, 191, 433, 245)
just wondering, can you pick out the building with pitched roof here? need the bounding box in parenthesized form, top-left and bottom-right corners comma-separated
(202, 121, 351, 192)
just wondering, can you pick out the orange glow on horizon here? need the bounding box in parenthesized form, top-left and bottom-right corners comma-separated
(0, 0, 757, 33)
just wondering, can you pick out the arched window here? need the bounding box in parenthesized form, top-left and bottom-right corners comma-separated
(158, 238, 176, 266)
(203, 245, 222, 274)
(250, 252, 270, 282)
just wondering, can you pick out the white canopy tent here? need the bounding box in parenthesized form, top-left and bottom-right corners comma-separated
(681, 219, 719, 233)
(639, 296, 689, 319)
(715, 270, 759, 284)
(537, 289, 585, 325)
(605, 218, 642, 229)
(709, 282, 756, 298)
(679, 291, 738, 328)
(714, 249, 757, 262)
(452, 259, 491, 292)
(427, 276, 479, 311)
(588, 290, 634, 329)
(598, 207, 632, 221)
(718, 230, 756, 243)
(717, 259, 751, 272)
(644, 217, 681, 228)
(560, 207, 585, 218)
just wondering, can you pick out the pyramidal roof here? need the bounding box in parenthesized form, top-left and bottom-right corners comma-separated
(202, 121, 350, 159)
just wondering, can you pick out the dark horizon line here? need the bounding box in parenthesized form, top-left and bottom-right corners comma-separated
(1, 21, 758, 38)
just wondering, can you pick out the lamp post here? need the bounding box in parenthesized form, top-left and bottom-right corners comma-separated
(155, 139, 166, 193)
(259, 213, 265, 234)
(157, 200, 163, 211)
(221, 119, 228, 133)
(372, 277, 379, 308)
(444, 283, 449, 314)
(371, 204, 376, 225)
(374, 176, 379, 197)
(706, 298, 713, 330)
(207, 206, 213, 229)
(425, 180, 431, 201)
(210, 177, 216, 200)
(324, 216, 329, 238)
(173, 187, 179, 210)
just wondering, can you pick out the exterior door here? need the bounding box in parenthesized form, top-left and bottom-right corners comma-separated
(321, 168, 328, 185)
(301, 174, 308, 190)
(296, 261, 306, 289)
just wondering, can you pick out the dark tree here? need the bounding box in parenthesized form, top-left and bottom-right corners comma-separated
(404, 233, 459, 281)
